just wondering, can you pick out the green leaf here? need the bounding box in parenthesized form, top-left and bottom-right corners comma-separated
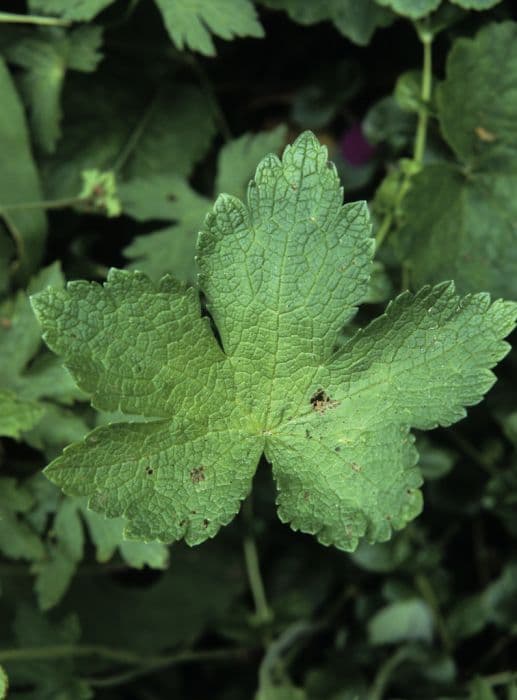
(450, 0, 502, 8)
(261, 0, 391, 45)
(215, 126, 288, 199)
(7, 605, 92, 699)
(3, 26, 103, 153)
(0, 666, 7, 700)
(154, 0, 264, 56)
(375, 0, 441, 18)
(32, 132, 517, 550)
(28, 0, 115, 21)
(469, 678, 498, 700)
(43, 84, 216, 198)
(0, 389, 43, 438)
(0, 262, 83, 447)
(368, 598, 434, 644)
(0, 478, 45, 561)
(0, 57, 47, 277)
(122, 126, 287, 282)
(81, 502, 169, 569)
(32, 497, 84, 610)
(396, 22, 517, 298)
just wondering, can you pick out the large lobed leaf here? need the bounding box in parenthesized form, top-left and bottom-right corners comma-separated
(32, 132, 517, 551)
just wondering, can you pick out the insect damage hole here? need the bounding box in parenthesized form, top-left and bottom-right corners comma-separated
(310, 388, 340, 413)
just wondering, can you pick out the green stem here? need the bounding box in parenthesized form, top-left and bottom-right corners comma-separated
(0, 196, 86, 213)
(113, 96, 160, 173)
(242, 499, 273, 627)
(413, 34, 433, 165)
(0, 644, 245, 668)
(375, 212, 393, 249)
(483, 670, 517, 687)
(375, 28, 433, 251)
(415, 574, 453, 652)
(370, 647, 415, 700)
(0, 11, 70, 26)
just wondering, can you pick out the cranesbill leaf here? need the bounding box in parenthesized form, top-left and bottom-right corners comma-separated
(154, 0, 264, 56)
(32, 132, 517, 551)
(261, 0, 391, 45)
(396, 22, 517, 299)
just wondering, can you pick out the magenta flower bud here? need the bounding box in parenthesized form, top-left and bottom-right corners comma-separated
(340, 124, 376, 166)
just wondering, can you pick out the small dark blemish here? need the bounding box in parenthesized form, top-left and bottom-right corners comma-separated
(305, 429, 312, 439)
(303, 491, 310, 501)
(203, 519, 209, 528)
(146, 468, 154, 476)
(310, 388, 340, 413)
(335, 446, 341, 452)
(190, 466, 206, 484)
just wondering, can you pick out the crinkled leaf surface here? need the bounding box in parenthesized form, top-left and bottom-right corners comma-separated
(261, 0, 391, 45)
(396, 22, 517, 299)
(122, 126, 287, 282)
(32, 132, 517, 551)
(154, 0, 264, 56)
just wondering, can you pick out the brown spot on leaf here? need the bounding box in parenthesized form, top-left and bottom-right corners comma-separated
(310, 389, 340, 413)
(0, 318, 12, 329)
(303, 491, 310, 501)
(203, 519, 209, 528)
(190, 466, 206, 484)
(350, 462, 361, 472)
(146, 467, 154, 476)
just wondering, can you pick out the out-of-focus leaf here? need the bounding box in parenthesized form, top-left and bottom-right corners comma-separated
(0, 478, 45, 561)
(154, 0, 264, 56)
(396, 22, 517, 298)
(0, 57, 47, 278)
(43, 83, 216, 198)
(0, 389, 43, 438)
(122, 127, 286, 282)
(450, 0, 502, 8)
(2, 25, 103, 153)
(261, 0, 392, 45)
(6, 605, 92, 699)
(28, 0, 115, 21)
(469, 678, 498, 700)
(368, 598, 434, 644)
(375, 0, 441, 19)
